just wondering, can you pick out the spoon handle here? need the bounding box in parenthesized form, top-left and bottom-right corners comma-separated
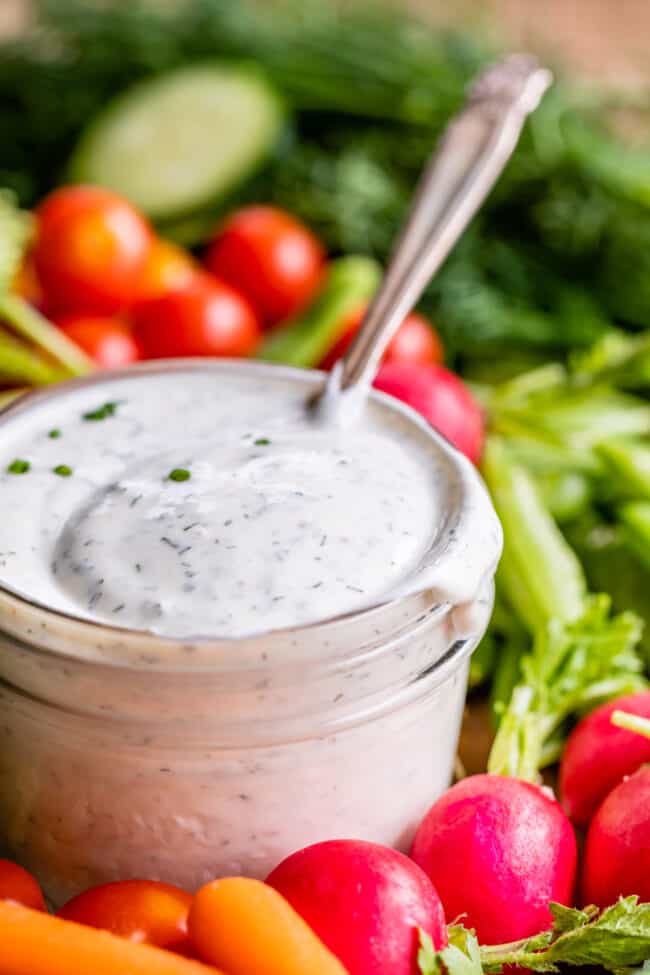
(331, 54, 552, 396)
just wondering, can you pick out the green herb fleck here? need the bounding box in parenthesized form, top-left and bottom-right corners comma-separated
(254, 437, 271, 446)
(83, 401, 120, 421)
(48, 429, 61, 439)
(53, 464, 73, 477)
(7, 459, 30, 474)
(168, 468, 191, 482)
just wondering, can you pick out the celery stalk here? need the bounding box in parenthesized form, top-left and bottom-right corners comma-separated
(618, 501, 650, 571)
(0, 337, 64, 386)
(598, 440, 650, 500)
(0, 294, 93, 377)
(481, 437, 586, 632)
(257, 255, 381, 368)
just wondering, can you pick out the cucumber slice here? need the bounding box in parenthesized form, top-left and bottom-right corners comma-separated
(68, 63, 285, 222)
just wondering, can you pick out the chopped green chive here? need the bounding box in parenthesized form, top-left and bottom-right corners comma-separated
(7, 459, 30, 474)
(83, 401, 120, 421)
(168, 468, 191, 482)
(53, 465, 73, 477)
(254, 437, 271, 446)
(48, 429, 61, 439)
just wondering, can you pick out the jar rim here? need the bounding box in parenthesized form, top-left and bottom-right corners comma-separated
(0, 359, 500, 664)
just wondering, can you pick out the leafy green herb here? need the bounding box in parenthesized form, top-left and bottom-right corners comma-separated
(52, 464, 73, 477)
(48, 429, 61, 439)
(83, 402, 120, 421)
(168, 468, 191, 482)
(488, 595, 645, 780)
(419, 925, 482, 975)
(6, 458, 30, 474)
(253, 438, 271, 446)
(419, 898, 650, 974)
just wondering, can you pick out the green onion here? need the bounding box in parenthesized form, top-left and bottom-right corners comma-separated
(83, 402, 120, 421)
(53, 464, 73, 477)
(168, 468, 191, 482)
(7, 458, 29, 474)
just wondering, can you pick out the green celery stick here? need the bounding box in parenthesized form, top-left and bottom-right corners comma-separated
(0, 294, 93, 377)
(0, 338, 64, 386)
(618, 501, 650, 571)
(481, 437, 587, 632)
(257, 255, 381, 368)
(598, 439, 650, 500)
(533, 469, 592, 523)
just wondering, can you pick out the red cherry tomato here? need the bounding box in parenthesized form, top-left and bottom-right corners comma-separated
(54, 314, 141, 369)
(373, 362, 485, 464)
(205, 206, 326, 327)
(58, 879, 192, 952)
(0, 860, 46, 911)
(133, 273, 262, 359)
(320, 305, 443, 370)
(33, 185, 152, 315)
(134, 238, 199, 304)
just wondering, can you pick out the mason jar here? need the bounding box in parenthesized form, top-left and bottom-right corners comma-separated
(0, 361, 500, 904)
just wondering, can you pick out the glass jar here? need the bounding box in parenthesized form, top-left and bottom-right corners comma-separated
(0, 361, 500, 904)
(0, 577, 492, 904)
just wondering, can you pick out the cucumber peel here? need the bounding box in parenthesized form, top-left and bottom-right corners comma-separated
(68, 63, 285, 223)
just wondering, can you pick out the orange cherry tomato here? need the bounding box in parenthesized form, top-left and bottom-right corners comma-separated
(133, 272, 262, 359)
(205, 206, 326, 327)
(0, 859, 46, 911)
(58, 879, 193, 953)
(11, 255, 44, 309)
(320, 305, 444, 371)
(134, 239, 199, 304)
(33, 185, 152, 315)
(54, 314, 141, 369)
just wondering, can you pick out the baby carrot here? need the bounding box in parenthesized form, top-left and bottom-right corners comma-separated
(188, 877, 349, 975)
(0, 900, 223, 975)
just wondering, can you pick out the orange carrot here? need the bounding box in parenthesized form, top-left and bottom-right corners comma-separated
(188, 877, 349, 975)
(0, 900, 224, 975)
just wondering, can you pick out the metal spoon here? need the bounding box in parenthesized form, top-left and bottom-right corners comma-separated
(313, 53, 552, 422)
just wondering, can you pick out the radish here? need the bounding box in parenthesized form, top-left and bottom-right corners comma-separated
(581, 765, 650, 907)
(373, 362, 485, 464)
(266, 839, 447, 975)
(559, 691, 650, 828)
(410, 774, 577, 944)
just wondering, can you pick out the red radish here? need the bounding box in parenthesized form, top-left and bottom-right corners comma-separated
(410, 774, 577, 945)
(266, 839, 447, 975)
(581, 765, 650, 907)
(559, 691, 650, 829)
(319, 305, 443, 371)
(373, 362, 484, 464)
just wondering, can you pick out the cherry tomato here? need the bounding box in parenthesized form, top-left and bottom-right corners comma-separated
(320, 305, 443, 370)
(373, 362, 485, 464)
(134, 238, 199, 304)
(133, 273, 262, 359)
(33, 185, 152, 315)
(205, 206, 325, 326)
(58, 879, 192, 952)
(0, 860, 46, 911)
(54, 314, 141, 369)
(11, 256, 45, 309)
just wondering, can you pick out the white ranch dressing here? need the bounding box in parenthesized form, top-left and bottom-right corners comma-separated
(0, 364, 499, 640)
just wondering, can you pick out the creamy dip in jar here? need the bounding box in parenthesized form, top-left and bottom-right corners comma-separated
(0, 361, 501, 902)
